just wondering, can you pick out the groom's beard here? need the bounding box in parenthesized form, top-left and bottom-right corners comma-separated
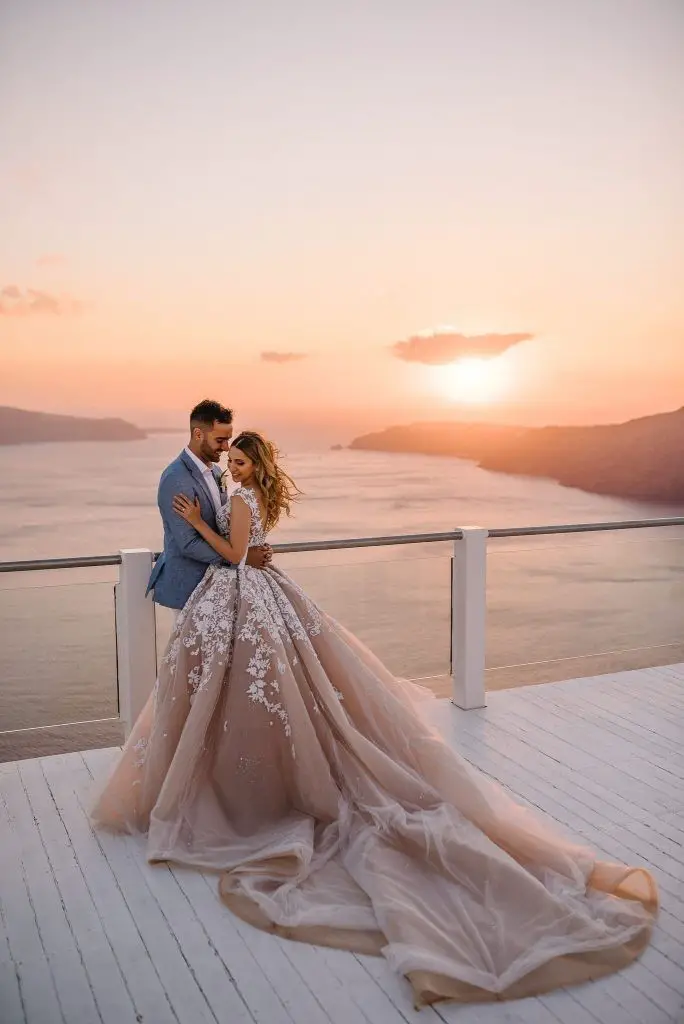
(200, 443, 223, 465)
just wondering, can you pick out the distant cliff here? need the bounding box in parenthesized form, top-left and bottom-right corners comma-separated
(0, 407, 146, 445)
(350, 407, 684, 503)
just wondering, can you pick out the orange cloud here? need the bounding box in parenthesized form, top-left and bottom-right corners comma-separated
(392, 330, 534, 364)
(0, 286, 85, 316)
(260, 351, 308, 363)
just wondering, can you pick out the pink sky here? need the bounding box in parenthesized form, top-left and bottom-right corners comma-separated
(1, 0, 682, 441)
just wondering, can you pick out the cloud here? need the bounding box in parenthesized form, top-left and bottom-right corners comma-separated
(391, 330, 534, 364)
(36, 253, 67, 268)
(260, 351, 308, 364)
(0, 286, 85, 317)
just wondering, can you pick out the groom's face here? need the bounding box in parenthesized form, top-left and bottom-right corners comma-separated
(198, 421, 233, 463)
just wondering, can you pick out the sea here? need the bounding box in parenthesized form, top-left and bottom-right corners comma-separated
(1, 433, 683, 761)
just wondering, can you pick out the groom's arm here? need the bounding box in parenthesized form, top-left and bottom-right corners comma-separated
(158, 473, 227, 565)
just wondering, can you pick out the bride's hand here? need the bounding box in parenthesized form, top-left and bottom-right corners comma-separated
(246, 544, 273, 570)
(173, 494, 203, 527)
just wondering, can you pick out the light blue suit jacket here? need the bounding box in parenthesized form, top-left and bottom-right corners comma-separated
(146, 450, 230, 610)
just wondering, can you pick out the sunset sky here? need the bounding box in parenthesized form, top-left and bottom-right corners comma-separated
(1, 0, 682, 443)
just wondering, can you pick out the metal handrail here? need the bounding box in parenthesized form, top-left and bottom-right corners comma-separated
(1, 516, 682, 572)
(273, 530, 462, 553)
(0, 553, 124, 573)
(269, 517, 684, 551)
(488, 517, 684, 539)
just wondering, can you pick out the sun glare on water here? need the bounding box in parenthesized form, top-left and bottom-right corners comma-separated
(432, 357, 510, 404)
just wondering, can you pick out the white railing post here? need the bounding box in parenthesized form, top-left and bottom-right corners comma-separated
(115, 549, 157, 737)
(451, 527, 488, 709)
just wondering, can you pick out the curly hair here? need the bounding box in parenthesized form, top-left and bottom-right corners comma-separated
(227, 431, 302, 531)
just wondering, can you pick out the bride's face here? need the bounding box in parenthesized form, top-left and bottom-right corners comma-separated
(228, 446, 255, 486)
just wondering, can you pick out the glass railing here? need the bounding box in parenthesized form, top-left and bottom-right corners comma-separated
(153, 545, 453, 688)
(279, 545, 453, 684)
(486, 527, 684, 688)
(0, 571, 122, 761)
(1, 515, 683, 761)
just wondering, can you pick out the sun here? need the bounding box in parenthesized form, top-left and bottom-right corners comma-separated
(431, 357, 510, 404)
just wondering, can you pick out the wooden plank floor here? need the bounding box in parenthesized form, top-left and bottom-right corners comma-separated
(1, 664, 683, 1024)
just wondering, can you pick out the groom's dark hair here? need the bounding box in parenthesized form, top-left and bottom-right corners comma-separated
(190, 399, 233, 429)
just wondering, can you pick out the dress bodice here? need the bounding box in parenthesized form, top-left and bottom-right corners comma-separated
(216, 486, 267, 550)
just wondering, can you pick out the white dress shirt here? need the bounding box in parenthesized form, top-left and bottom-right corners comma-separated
(184, 447, 222, 515)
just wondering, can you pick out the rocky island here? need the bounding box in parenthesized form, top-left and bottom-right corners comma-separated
(0, 407, 147, 445)
(349, 407, 684, 504)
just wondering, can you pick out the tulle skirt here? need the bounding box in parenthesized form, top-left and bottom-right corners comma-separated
(91, 563, 657, 1006)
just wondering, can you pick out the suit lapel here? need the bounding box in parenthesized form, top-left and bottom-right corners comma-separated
(180, 450, 216, 518)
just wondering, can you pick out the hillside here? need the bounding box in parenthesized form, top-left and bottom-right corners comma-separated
(0, 407, 146, 445)
(349, 407, 684, 503)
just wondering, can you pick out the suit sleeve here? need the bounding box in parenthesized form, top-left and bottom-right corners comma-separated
(158, 472, 227, 566)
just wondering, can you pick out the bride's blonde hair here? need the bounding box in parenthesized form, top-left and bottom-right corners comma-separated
(228, 431, 302, 531)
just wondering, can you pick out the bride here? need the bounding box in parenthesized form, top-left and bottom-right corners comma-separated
(92, 430, 658, 1007)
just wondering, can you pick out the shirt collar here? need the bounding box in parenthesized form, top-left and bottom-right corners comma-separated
(184, 446, 214, 477)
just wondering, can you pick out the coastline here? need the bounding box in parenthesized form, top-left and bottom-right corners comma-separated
(0, 406, 146, 445)
(348, 407, 684, 505)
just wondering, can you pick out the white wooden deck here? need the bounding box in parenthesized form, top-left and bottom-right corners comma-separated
(1, 664, 683, 1024)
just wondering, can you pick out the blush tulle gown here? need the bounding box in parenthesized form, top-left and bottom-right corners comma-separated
(92, 486, 658, 1007)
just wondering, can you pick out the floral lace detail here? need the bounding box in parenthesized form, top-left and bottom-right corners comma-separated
(237, 575, 293, 746)
(215, 486, 267, 548)
(163, 577, 239, 702)
(237, 572, 325, 741)
(160, 483, 327, 752)
(187, 664, 203, 700)
(162, 488, 261, 679)
(133, 737, 148, 768)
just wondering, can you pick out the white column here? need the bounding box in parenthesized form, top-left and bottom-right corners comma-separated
(115, 549, 157, 737)
(451, 527, 488, 709)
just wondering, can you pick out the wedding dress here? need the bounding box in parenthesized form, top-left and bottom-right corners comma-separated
(92, 486, 657, 1007)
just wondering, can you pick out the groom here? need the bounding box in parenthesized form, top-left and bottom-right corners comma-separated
(146, 399, 272, 616)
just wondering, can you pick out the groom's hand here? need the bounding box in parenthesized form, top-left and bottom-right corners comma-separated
(246, 544, 273, 570)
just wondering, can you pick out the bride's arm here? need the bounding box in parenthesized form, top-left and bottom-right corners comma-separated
(172, 493, 251, 564)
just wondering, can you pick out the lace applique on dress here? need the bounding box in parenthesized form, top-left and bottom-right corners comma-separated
(215, 486, 267, 547)
(161, 489, 257, 677)
(162, 484, 327, 752)
(133, 737, 148, 768)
